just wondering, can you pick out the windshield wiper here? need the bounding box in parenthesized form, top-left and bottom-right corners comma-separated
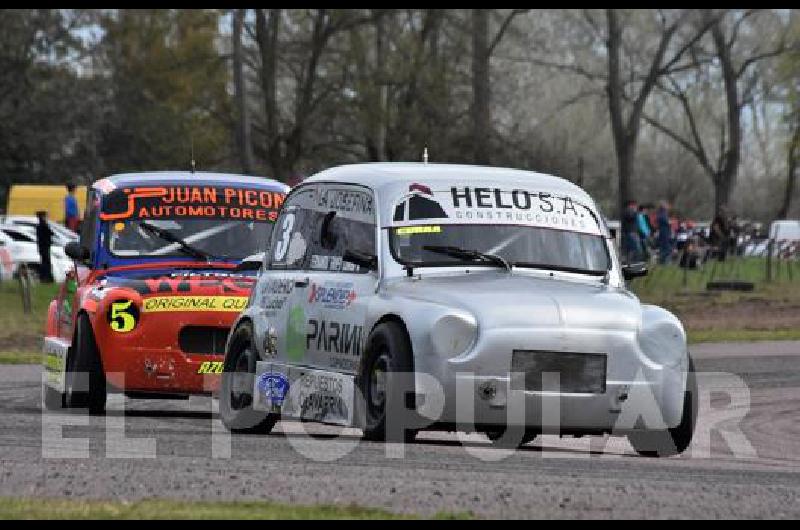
(139, 221, 216, 262)
(422, 245, 512, 272)
(513, 261, 608, 276)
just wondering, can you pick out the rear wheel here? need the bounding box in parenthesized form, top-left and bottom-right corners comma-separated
(64, 313, 106, 415)
(360, 321, 417, 443)
(628, 354, 697, 457)
(484, 428, 539, 448)
(219, 322, 278, 434)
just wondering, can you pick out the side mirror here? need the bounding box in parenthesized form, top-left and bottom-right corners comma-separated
(64, 241, 89, 261)
(622, 262, 648, 281)
(343, 249, 377, 271)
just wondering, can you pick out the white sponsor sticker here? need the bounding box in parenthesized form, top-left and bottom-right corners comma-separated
(254, 362, 355, 427)
(389, 185, 602, 236)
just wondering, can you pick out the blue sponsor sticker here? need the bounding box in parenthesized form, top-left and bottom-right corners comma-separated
(257, 371, 290, 407)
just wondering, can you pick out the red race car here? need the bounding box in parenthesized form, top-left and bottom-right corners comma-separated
(42, 172, 289, 413)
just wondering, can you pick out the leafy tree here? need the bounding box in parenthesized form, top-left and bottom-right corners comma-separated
(97, 9, 233, 174)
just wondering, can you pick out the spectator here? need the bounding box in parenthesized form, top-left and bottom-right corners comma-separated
(636, 204, 652, 261)
(675, 221, 690, 252)
(64, 183, 81, 233)
(36, 210, 54, 283)
(656, 201, 673, 264)
(621, 200, 642, 263)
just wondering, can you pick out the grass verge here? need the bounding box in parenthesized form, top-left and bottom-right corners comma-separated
(0, 351, 40, 365)
(0, 497, 471, 520)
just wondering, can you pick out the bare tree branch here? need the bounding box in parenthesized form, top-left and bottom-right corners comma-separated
(487, 9, 528, 55)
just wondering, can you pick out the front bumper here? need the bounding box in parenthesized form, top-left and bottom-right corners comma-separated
(414, 327, 687, 432)
(96, 311, 235, 395)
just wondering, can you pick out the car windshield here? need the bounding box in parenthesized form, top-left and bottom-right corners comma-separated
(107, 218, 272, 261)
(100, 184, 284, 261)
(390, 224, 610, 275)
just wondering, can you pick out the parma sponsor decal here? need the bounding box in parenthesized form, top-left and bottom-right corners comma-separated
(306, 318, 362, 356)
(141, 295, 248, 313)
(99, 185, 285, 223)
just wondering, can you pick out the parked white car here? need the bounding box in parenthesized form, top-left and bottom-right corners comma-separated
(219, 163, 697, 457)
(0, 215, 78, 247)
(0, 224, 72, 282)
(769, 220, 800, 243)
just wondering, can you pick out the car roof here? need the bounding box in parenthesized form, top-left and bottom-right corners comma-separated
(94, 171, 289, 192)
(303, 163, 593, 202)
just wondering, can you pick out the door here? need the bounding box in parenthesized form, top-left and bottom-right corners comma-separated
(300, 184, 377, 375)
(256, 186, 317, 366)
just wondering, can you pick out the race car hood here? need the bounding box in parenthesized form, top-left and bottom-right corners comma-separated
(383, 271, 641, 332)
(96, 268, 257, 298)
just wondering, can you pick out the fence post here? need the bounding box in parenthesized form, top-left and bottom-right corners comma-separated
(18, 263, 32, 314)
(765, 239, 773, 283)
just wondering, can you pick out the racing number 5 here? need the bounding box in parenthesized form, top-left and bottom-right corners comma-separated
(273, 213, 295, 262)
(109, 300, 136, 333)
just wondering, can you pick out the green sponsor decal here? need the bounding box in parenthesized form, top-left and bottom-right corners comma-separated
(286, 304, 306, 362)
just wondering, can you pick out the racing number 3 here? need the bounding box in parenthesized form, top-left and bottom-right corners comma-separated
(109, 300, 137, 333)
(273, 213, 295, 262)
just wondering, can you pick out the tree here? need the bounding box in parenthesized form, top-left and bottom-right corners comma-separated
(253, 9, 376, 180)
(0, 9, 101, 196)
(232, 8, 254, 173)
(643, 9, 789, 218)
(776, 13, 800, 219)
(471, 9, 526, 165)
(98, 9, 233, 173)
(606, 9, 712, 220)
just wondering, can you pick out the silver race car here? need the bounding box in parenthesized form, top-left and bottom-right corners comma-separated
(220, 163, 696, 457)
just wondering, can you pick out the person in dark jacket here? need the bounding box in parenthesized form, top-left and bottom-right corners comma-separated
(621, 200, 642, 263)
(656, 201, 673, 264)
(35, 210, 54, 283)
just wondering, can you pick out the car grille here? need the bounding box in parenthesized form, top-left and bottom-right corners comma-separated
(510, 350, 607, 394)
(179, 326, 229, 356)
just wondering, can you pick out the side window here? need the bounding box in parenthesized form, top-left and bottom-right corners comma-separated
(268, 188, 316, 271)
(306, 186, 376, 274)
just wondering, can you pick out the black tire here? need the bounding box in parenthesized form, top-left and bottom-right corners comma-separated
(219, 322, 278, 434)
(359, 321, 417, 443)
(628, 353, 698, 457)
(42, 384, 65, 411)
(64, 313, 107, 415)
(484, 428, 539, 448)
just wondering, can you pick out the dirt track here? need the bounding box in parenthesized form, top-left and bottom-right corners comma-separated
(1, 341, 799, 518)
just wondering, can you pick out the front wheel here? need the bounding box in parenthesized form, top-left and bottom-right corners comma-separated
(359, 321, 417, 443)
(219, 322, 278, 434)
(64, 313, 106, 415)
(628, 354, 697, 457)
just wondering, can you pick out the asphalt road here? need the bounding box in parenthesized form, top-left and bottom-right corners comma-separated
(1, 341, 800, 518)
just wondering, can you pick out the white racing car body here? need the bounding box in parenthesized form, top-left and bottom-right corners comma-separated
(220, 163, 696, 456)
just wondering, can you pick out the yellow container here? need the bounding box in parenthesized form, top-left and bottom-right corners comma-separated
(6, 184, 88, 221)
